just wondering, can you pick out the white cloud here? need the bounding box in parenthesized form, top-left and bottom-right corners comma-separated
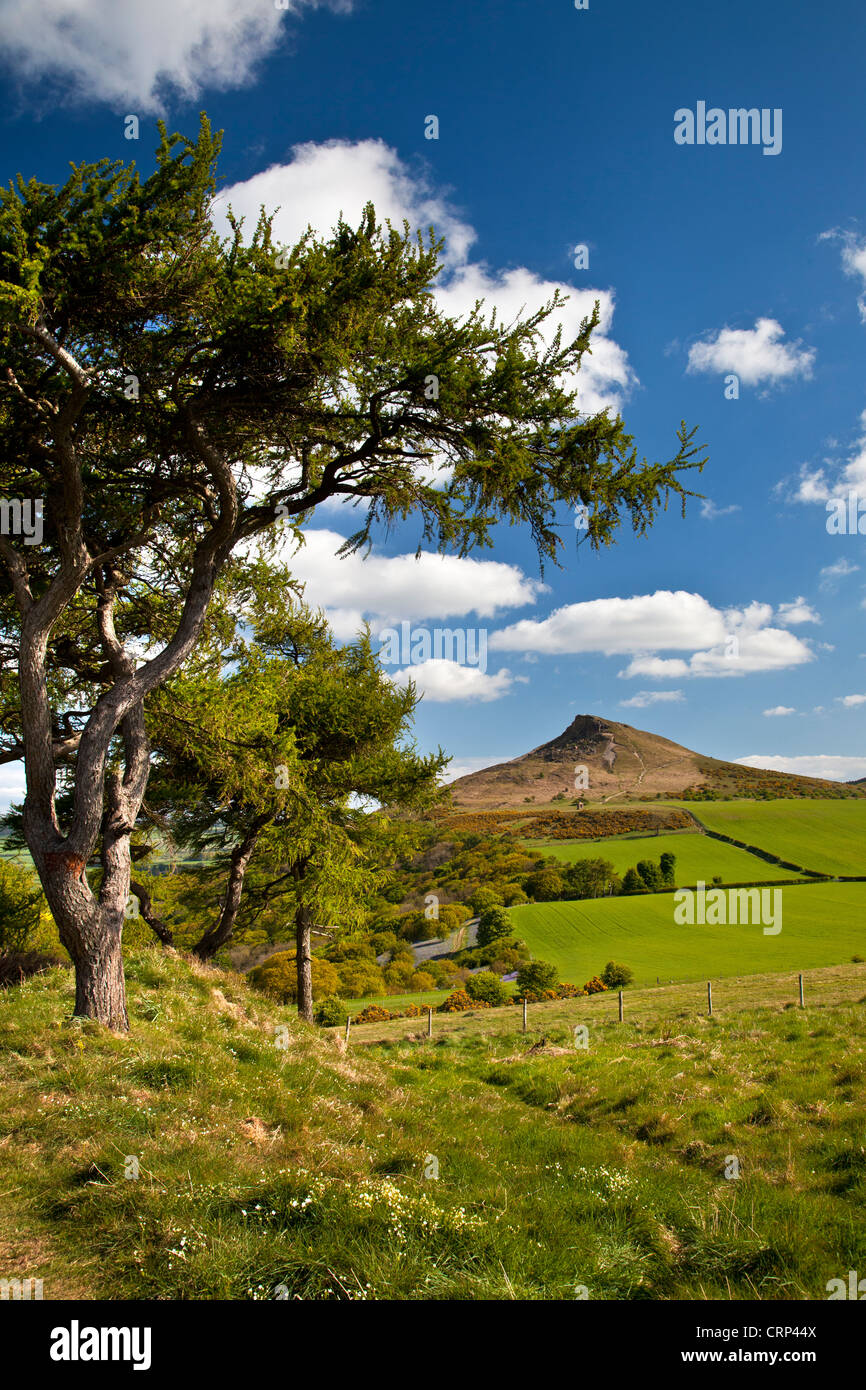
(699, 498, 741, 520)
(787, 408, 866, 505)
(269, 527, 544, 635)
(439, 754, 516, 784)
(432, 264, 636, 416)
(819, 557, 859, 591)
(838, 693, 866, 707)
(216, 140, 637, 416)
(390, 659, 514, 703)
(763, 706, 795, 717)
(821, 229, 866, 321)
(736, 754, 866, 782)
(687, 317, 815, 388)
(0, 761, 26, 813)
(619, 690, 684, 709)
(776, 597, 821, 625)
(216, 138, 477, 271)
(493, 590, 727, 657)
(0, 0, 347, 110)
(490, 589, 814, 678)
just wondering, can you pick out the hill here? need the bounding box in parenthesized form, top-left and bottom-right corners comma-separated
(447, 713, 866, 807)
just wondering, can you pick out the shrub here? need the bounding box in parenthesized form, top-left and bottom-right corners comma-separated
(516, 959, 559, 996)
(468, 887, 503, 916)
(0, 859, 43, 952)
(466, 971, 509, 1006)
(412, 970, 436, 992)
(525, 867, 564, 902)
(353, 1004, 393, 1023)
(438, 990, 490, 1013)
(601, 961, 634, 989)
(621, 867, 649, 895)
(314, 996, 349, 1027)
(476, 905, 512, 946)
(334, 959, 386, 999)
(248, 951, 341, 1003)
(582, 975, 608, 995)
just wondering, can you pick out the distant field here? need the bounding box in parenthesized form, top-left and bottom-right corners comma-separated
(342, 987, 450, 1013)
(508, 881, 866, 986)
(522, 831, 802, 884)
(682, 800, 866, 875)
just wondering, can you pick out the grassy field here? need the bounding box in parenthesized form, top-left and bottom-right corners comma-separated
(2, 949, 864, 1300)
(683, 800, 866, 876)
(507, 882, 866, 987)
(522, 831, 804, 884)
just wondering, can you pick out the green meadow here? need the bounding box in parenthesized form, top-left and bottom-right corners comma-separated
(522, 831, 804, 884)
(681, 800, 866, 876)
(3, 951, 865, 1301)
(508, 882, 866, 988)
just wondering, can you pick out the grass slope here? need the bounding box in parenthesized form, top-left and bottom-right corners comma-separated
(685, 801, 866, 876)
(2, 950, 865, 1300)
(508, 882, 866, 987)
(522, 831, 803, 883)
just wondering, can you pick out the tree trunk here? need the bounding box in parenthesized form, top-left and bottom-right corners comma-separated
(70, 918, 128, 1029)
(192, 818, 267, 960)
(295, 903, 314, 1023)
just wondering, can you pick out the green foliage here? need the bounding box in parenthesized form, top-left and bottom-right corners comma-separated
(601, 961, 634, 989)
(659, 852, 677, 887)
(526, 867, 564, 902)
(476, 905, 512, 946)
(466, 971, 509, 1006)
(247, 950, 340, 1004)
(636, 859, 663, 891)
(515, 959, 559, 995)
(621, 866, 649, 895)
(469, 886, 503, 916)
(314, 997, 349, 1028)
(0, 858, 43, 951)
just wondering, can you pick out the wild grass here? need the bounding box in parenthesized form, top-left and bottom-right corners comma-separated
(1, 950, 864, 1300)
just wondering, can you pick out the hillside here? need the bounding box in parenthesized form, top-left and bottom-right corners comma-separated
(447, 714, 866, 807)
(3, 949, 865, 1301)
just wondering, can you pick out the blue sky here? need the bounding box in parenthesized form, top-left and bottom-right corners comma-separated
(2, 0, 866, 794)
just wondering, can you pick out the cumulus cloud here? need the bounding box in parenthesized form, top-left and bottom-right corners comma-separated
(784, 408, 866, 506)
(736, 754, 866, 782)
(270, 527, 544, 635)
(763, 705, 795, 717)
(0, 0, 348, 110)
(838, 693, 866, 707)
(216, 140, 637, 416)
(686, 317, 815, 388)
(390, 659, 514, 703)
(776, 597, 820, 625)
(490, 590, 814, 678)
(619, 690, 684, 709)
(215, 138, 477, 271)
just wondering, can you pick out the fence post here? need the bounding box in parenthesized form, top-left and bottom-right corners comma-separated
(618, 990, 624, 1022)
(427, 1006, 433, 1038)
(344, 1015, 351, 1042)
(707, 981, 713, 1016)
(522, 996, 528, 1033)
(799, 972, 805, 1008)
